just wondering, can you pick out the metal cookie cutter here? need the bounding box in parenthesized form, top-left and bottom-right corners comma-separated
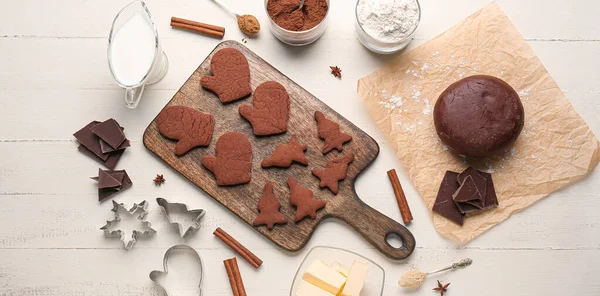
(156, 198, 206, 238)
(150, 244, 204, 296)
(101, 200, 156, 250)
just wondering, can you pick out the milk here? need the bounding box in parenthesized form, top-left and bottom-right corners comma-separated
(109, 11, 156, 86)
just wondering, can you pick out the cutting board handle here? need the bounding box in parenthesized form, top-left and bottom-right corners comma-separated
(330, 196, 415, 260)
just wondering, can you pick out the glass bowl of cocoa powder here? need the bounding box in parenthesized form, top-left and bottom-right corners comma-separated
(265, 0, 330, 46)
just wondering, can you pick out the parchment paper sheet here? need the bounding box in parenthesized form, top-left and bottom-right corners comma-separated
(358, 2, 600, 243)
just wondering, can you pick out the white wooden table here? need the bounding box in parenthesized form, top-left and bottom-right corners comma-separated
(1, 0, 599, 295)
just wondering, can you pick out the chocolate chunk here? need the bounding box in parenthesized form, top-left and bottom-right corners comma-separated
(432, 171, 464, 226)
(91, 118, 126, 149)
(458, 167, 487, 201)
(100, 138, 130, 154)
(74, 121, 109, 161)
(78, 144, 124, 170)
(452, 176, 484, 214)
(479, 171, 499, 208)
(91, 168, 132, 202)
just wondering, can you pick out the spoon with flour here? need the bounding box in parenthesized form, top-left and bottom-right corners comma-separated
(398, 258, 473, 288)
(211, 0, 261, 35)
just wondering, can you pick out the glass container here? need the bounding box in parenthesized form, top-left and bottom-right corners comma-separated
(265, 0, 330, 46)
(289, 246, 385, 296)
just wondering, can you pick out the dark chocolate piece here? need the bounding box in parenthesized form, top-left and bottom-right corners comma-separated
(452, 176, 484, 214)
(78, 144, 124, 170)
(458, 167, 487, 202)
(479, 171, 499, 208)
(91, 118, 126, 149)
(74, 121, 109, 161)
(432, 171, 464, 226)
(91, 168, 132, 202)
(100, 138, 130, 154)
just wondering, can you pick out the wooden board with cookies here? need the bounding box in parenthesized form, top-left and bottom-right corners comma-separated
(143, 40, 415, 260)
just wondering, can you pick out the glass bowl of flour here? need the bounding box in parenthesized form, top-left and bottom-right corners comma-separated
(355, 0, 421, 54)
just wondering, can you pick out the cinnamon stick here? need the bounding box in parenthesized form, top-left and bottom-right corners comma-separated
(214, 227, 263, 269)
(170, 22, 225, 38)
(171, 17, 225, 33)
(387, 169, 413, 223)
(224, 257, 247, 296)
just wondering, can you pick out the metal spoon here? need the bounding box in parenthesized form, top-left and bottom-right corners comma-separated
(297, 0, 306, 10)
(211, 0, 260, 35)
(398, 258, 473, 288)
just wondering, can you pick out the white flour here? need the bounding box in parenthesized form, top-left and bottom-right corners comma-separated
(357, 0, 420, 42)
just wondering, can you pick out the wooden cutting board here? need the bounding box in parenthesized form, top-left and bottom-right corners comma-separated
(143, 41, 415, 260)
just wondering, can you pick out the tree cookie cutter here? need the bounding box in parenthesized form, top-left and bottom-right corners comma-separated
(150, 244, 204, 296)
(100, 200, 156, 250)
(156, 198, 206, 238)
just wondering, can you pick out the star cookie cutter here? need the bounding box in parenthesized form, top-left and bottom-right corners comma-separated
(156, 198, 206, 239)
(100, 200, 156, 250)
(150, 244, 204, 296)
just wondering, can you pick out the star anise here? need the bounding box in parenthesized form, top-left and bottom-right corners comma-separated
(153, 174, 166, 186)
(433, 280, 450, 296)
(330, 66, 342, 78)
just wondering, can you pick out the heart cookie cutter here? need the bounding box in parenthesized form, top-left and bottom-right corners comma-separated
(156, 198, 206, 238)
(150, 244, 204, 296)
(100, 200, 156, 250)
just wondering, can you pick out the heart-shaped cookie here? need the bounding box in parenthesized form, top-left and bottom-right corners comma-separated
(239, 81, 290, 136)
(200, 48, 252, 103)
(157, 106, 215, 155)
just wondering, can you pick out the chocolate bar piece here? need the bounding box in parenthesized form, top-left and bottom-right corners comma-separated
(74, 121, 109, 161)
(432, 171, 464, 225)
(91, 118, 126, 149)
(453, 175, 484, 214)
(91, 168, 132, 202)
(458, 167, 487, 202)
(479, 171, 499, 208)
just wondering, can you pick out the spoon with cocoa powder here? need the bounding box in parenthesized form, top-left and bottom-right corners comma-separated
(212, 0, 261, 35)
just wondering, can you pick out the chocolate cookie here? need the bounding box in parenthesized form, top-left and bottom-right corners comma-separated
(200, 48, 252, 103)
(261, 135, 308, 168)
(201, 132, 252, 185)
(239, 81, 290, 136)
(287, 177, 326, 222)
(312, 154, 354, 195)
(157, 106, 215, 155)
(434, 75, 524, 158)
(253, 182, 288, 230)
(315, 111, 352, 154)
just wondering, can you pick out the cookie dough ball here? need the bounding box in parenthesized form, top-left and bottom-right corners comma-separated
(433, 75, 524, 158)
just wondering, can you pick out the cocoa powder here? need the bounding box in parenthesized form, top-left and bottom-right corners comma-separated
(267, 0, 328, 31)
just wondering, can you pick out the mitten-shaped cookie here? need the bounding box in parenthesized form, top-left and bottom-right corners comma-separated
(201, 132, 252, 185)
(157, 106, 215, 155)
(287, 177, 326, 222)
(314, 111, 352, 154)
(261, 135, 308, 168)
(253, 182, 287, 229)
(200, 48, 252, 103)
(312, 154, 354, 194)
(239, 81, 290, 136)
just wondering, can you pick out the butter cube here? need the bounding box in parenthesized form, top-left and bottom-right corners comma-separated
(302, 260, 347, 294)
(340, 261, 369, 296)
(296, 280, 335, 296)
(331, 261, 350, 277)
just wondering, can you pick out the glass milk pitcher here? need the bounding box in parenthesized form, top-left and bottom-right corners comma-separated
(108, 1, 168, 109)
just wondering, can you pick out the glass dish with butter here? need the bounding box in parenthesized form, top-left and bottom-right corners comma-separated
(290, 246, 384, 296)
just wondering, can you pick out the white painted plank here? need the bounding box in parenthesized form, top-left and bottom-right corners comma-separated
(0, 141, 598, 250)
(1, 0, 598, 40)
(1, 248, 599, 295)
(0, 39, 598, 140)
